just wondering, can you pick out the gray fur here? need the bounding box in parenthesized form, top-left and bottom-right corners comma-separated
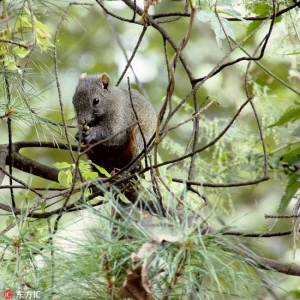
(72, 73, 156, 152)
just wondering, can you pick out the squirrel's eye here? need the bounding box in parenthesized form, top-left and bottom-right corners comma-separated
(93, 98, 100, 105)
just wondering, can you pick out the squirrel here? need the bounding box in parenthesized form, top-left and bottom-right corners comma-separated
(72, 73, 157, 173)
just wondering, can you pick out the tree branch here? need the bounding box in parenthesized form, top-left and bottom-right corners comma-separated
(227, 243, 300, 277)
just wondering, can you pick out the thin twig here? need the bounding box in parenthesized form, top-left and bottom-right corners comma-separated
(171, 176, 269, 188)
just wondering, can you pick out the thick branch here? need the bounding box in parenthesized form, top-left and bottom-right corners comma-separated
(1, 142, 77, 183)
(256, 257, 300, 276)
(9, 151, 59, 182)
(228, 244, 300, 277)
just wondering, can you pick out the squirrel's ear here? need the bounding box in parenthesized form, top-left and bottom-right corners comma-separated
(79, 73, 87, 81)
(99, 73, 111, 90)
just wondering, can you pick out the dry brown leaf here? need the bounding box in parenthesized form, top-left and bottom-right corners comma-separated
(119, 240, 161, 299)
(119, 266, 154, 300)
(144, 0, 162, 9)
(143, 0, 162, 25)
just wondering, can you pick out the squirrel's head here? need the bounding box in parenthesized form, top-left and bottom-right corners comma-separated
(72, 73, 113, 127)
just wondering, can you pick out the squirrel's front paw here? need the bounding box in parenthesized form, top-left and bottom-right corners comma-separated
(75, 127, 101, 145)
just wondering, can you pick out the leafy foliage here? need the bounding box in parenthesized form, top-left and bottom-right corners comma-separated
(197, 8, 236, 48)
(0, 5, 53, 72)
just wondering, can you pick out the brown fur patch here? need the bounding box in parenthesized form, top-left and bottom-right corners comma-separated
(87, 125, 139, 173)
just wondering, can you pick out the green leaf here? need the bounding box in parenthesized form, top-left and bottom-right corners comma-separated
(268, 107, 300, 127)
(6, 216, 15, 227)
(66, 169, 73, 184)
(51, 181, 61, 188)
(281, 147, 300, 165)
(36, 28, 48, 39)
(79, 161, 92, 172)
(92, 163, 111, 178)
(35, 20, 53, 34)
(245, 15, 281, 39)
(4, 56, 18, 70)
(53, 162, 72, 169)
(167, 177, 173, 185)
(118, 193, 131, 204)
(88, 197, 103, 206)
(16, 16, 31, 31)
(12, 46, 30, 58)
(253, 3, 272, 16)
(58, 169, 72, 188)
(246, 21, 262, 37)
(83, 171, 98, 180)
(218, 8, 243, 20)
(278, 173, 300, 213)
(197, 8, 235, 48)
(37, 36, 55, 51)
(0, 46, 8, 56)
